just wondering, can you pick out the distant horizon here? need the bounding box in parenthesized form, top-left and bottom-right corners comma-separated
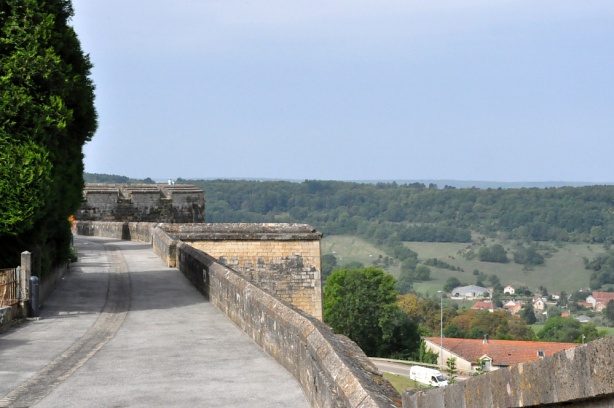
(84, 172, 614, 189)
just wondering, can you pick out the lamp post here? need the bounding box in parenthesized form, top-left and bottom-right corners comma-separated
(437, 290, 443, 368)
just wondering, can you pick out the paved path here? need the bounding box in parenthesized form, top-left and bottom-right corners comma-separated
(0, 236, 308, 407)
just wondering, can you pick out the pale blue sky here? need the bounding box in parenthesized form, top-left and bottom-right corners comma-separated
(71, 0, 614, 182)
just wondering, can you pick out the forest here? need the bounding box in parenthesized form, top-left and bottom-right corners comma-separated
(84, 176, 614, 290)
(175, 179, 614, 244)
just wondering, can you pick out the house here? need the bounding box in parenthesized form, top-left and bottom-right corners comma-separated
(560, 310, 571, 318)
(533, 297, 546, 311)
(578, 301, 594, 310)
(424, 337, 578, 373)
(450, 285, 490, 299)
(586, 292, 614, 312)
(503, 300, 522, 315)
(503, 285, 515, 295)
(471, 300, 494, 312)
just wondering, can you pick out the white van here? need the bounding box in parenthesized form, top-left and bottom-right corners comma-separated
(409, 366, 448, 387)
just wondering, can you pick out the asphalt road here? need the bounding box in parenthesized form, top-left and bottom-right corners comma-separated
(0, 236, 307, 407)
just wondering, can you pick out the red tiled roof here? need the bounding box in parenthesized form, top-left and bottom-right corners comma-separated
(424, 337, 578, 367)
(471, 301, 493, 310)
(592, 291, 614, 304)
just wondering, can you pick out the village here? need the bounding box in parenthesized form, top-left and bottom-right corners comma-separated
(418, 284, 614, 375)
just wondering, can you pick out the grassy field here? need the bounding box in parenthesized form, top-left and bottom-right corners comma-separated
(321, 235, 401, 276)
(407, 240, 601, 295)
(382, 372, 428, 394)
(322, 235, 606, 296)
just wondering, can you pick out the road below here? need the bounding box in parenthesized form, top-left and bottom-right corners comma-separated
(0, 236, 307, 407)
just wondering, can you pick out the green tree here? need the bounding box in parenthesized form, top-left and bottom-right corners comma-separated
(0, 0, 97, 271)
(323, 267, 419, 357)
(478, 244, 509, 263)
(414, 265, 431, 281)
(417, 339, 438, 364)
(446, 357, 458, 384)
(395, 269, 413, 294)
(520, 303, 537, 324)
(0, 139, 52, 234)
(513, 245, 545, 266)
(321, 253, 338, 281)
(443, 277, 462, 293)
(537, 316, 603, 343)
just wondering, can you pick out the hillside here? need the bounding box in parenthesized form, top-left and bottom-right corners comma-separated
(322, 235, 601, 294)
(83, 175, 614, 291)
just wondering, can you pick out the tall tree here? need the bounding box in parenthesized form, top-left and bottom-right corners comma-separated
(0, 0, 96, 272)
(520, 303, 537, 324)
(323, 267, 419, 357)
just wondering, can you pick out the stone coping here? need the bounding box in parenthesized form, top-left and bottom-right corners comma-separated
(403, 335, 614, 408)
(160, 222, 323, 241)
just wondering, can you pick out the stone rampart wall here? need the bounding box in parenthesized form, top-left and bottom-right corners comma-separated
(80, 222, 323, 319)
(176, 242, 399, 408)
(78, 184, 205, 223)
(184, 240, 322, 319)
(76, 220, 399, 408)
(403, 335, 614, 408)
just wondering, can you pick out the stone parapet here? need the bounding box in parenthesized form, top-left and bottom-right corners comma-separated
(403, 335, 614, 408)
(78, 221, 323, 319)
(78, 183, 205, 223)
(160, 222, 322, 241)
(177, 242, 399, 408)
(76, 220, 399, 408)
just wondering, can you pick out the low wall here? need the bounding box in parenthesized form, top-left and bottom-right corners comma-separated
(77, 221, 400, 407)
(177, 242, 399, 408)
(79, 221, 323, 319)
(403, 335, 614, 408)
(170, 223, 322, 319)
(77, 221, 127, 240)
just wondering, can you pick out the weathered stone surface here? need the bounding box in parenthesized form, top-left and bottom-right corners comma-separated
(161, 222, 323, 241)
(404, 336, 614, 408)
(177, 241, 399, 408)
(186, 238, 322, 319)
(77, 183, 205, 223)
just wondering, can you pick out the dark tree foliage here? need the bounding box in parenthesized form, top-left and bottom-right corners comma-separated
(178, 179, 614, 242)
(0, 0, 97, 272)
(172, 179, 614, 276)
(585, 251, 614, 289)
(444, 277, 462, 293)
(537, 316, 602, 343)
(320, 253, 337, 282)
(520, 303, 537, 324)
(478, 244, 509, 263)
(323, 267, 419, 357)
(514, 245, 545, 266)
(444, 309, 534, 340)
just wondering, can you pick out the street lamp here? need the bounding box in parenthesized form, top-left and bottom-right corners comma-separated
(437, 290, 443, 368)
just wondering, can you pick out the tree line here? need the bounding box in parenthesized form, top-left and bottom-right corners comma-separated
(175, 179, 614, 244)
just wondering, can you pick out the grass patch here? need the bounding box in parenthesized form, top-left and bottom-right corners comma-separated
(383, 372, 429, 394)
(322, 235, 606, 297)
(406, 241, 602, 296)
(321, 235, 401, 276)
